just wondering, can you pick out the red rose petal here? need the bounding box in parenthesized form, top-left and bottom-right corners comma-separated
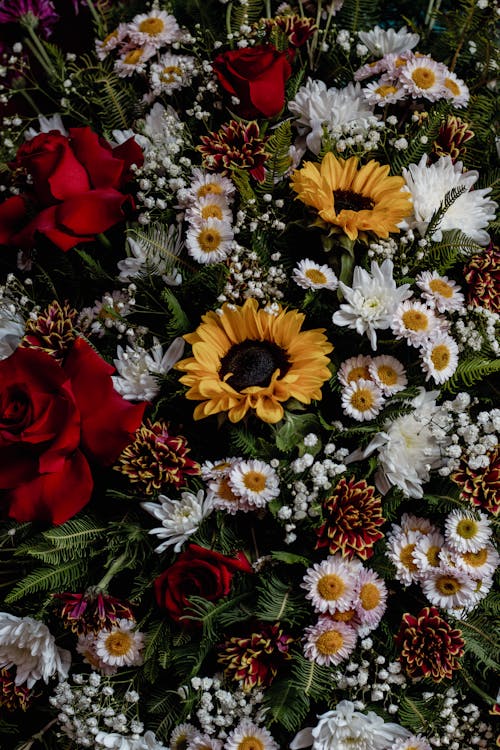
(69, 127, 124, 189)
(55, 189, 130, 236)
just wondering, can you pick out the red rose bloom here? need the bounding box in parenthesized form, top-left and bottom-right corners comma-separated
(213, 45, 292, 120)
(154, 543, 252, 624)
(0, 127, 143, 252)
(0, 338, 145, 524)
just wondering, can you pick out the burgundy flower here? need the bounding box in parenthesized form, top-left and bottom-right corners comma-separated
(198, 120, 269, 182)
(218, 623, 294, 691)
(53, 590, 135, 635)
(0, 668, 32, 711)
(396, 606, 465, 681)
(463, 243, 500, 314)
(20, 300, 77, 359)
(451, 445, 500, 516)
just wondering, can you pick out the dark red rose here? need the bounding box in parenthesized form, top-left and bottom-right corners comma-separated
(213, 45, 292, 120)
(0, 127, 143, 252)
(0, 338, 146, 524)
(154, 543, 252, 624)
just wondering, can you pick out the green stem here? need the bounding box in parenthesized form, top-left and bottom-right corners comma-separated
(226, 2, 233, 45)
(96, 232, 112, 250)
(85, 0, 104, 34)
(97, 552, 128, 590)
(23, 25, 55, 77)
(264, 0, 272, 18)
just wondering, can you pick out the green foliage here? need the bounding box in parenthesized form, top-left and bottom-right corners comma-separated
(254, 574, 309, 624)
(420, 230, 483, 274)
(398, 694, 435, 733)
(389, 103, 450, 175)
(442, 355, 500, 394)
(337, 0, 381, 34)
(160, 288, 192, 338)
(459, 613, 500, 674)
(258, 120, 293, 192)
(229, 0, 265, 35)
(5, 559, 90, 604)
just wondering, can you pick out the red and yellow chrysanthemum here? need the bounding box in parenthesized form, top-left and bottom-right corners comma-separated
(291, 151, 412, 240)
(176, 298, 333, 424)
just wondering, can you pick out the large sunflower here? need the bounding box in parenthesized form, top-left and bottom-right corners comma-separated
(291, 152, 412, 240)
(176, 298, 333, 424)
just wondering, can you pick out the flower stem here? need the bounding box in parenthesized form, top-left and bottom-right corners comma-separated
(23, 24, 55, 77)
(97, 552, 129, 591)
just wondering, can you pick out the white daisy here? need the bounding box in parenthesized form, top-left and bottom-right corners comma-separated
(185, 218, 234, 264)
(421, 565, 477, 612)
(96, 23, 129, 60)
(207, 472, 251, 515)
(358, 25, 420, 56)
(95, 619, 144, 668)
(128, 10, 181, 48)
(201, 456, 238, 481)
(292, 259, 338, 291)
(301, 555, 360, 614)
(416, 270, 465, 313)
(112, 337, 184, 401)
(170, 724, 197, 750)
(76, 633, 117, 676)
(402, 154, 498, 245)
(391, 735, 432, 750)
(149, 53, 197, 96)
(412, 530, 445, 575)
(363, 79, 406, 107)
(391, 299, 440, 346)
(444, 509, 492, 553)
(399, 57, 446, 101)
(420, 332, 459, 384)
(303, 618, 358, 666)
(183, 169, 235, 206)
(441, 70, 470, 108)
(187, 735, 223, 750)
(0, 613, 70, 688)
(185, 193, 233, 227)
(354, 57, 390, 82)
(142, 490, 213, 553)
(355, 568, 387, 630)
(332, 259, 412, 350)
(337, 354, 373, 387)
(115, 44, 156, 77)
(368, 355, 407, 395)
(454, 543, 500, 579)
(399, 513, 437, 536)
(341, 378, 385, 421)
(386, 528, 423, 586)
(228, 459, 280, 508)
(226, 719, 279, 750)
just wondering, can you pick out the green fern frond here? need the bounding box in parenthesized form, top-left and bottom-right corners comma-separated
(229, 424, 261, 456)
(421, 230, 483, 274)
(458, 614, 500, 672)
(258, 120, 293, 191)
(41, 515, 107, 549)
(254, 574, 309, 624)
(398, 695, 434, 733)
(160, 288, 191, 338)
(5, 560, 89, 604)
(442, 356, 500, 394)
(230, 168, 257, 204)
(424, 186, 469, 240)
(337, 0, 381, 33)
(390, 103, 450, 175)
(229, 0, 265, 34)
(290, 652, 333, 700)
(263, 680, 310, 732)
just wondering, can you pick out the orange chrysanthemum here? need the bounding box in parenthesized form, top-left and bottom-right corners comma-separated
(290, 152, 412, 240)
(176, 298, 333, 424)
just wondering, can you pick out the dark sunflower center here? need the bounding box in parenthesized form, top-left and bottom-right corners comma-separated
(333, 189, 374, 213)
(219, 340, 290, 391)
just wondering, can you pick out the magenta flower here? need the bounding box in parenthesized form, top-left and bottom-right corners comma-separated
(0, 0, 59, 38)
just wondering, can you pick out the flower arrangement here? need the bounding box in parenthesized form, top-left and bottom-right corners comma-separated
(0, 0, 499, 749)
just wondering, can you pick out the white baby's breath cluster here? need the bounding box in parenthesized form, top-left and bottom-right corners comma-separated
(427, 688, 496, 749)
(78, 288, 136, 338)
(436, 394, 499, 475)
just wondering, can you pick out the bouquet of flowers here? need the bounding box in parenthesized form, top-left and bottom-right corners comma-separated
(0, 0, 499, 748)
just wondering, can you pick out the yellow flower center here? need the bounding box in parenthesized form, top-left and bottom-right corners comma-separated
(411, 66, 436, 89)
(429, 278, 453, 298)
(430, 344, 451, 371)
(198, 227, 222, 253)
(347, 365, 371, 383)
(201, 204, 223, 220)
(436, 575, 462, 595)
(305, 268, 327, 285)
(103, 29, 118, 45)
(198, 183, 223, 198)
(243, 471, 267, 492)
(456, 518, 479, 539)
(173, 738, 188, 750)
(160, 65, 182, 84)
(359, 582, 381, 610)
(238, 738, 264, 750)
(317, 573, 346, 600)
(462, 548, 488, 566)
(402, 309, 430, 332)
(395, 56, 406, 67)
(218, 477, 239, 503)
(399, 543, 418, 572)
(124, 48, 144, 65)
(426, 545, 441, 567)
(316, 629, 344, 655)
(139, 17, 165, 35)
(444, 78, 461, 96)
(375, 84, 398, 97)
(104, 631, 133, 657)
(376, 364, 397, 386)
(350, 388, 375, 412)
(332, 608, 356, 622)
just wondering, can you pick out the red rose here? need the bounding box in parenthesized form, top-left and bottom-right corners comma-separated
(154, 543, 252, 624)
(0, 127, 143, 252)
(0, 338, 146, 524)
(213, 45, 292, 120)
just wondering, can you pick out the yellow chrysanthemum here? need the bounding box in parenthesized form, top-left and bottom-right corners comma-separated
(176, 298, 333, 424)
(291, 152, 412, 240)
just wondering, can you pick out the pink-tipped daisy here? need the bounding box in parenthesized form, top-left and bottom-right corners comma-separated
(337, 355, 373, 387)
(207, 472, 251, 515)
(399, 57, 446, 101)
(201, 456, 239, 481)
(301, 555, 360, 614)
(341, 378, 384, 421)
(399, 513, 437, 536)
(94, 619, 144, 668)
(128, 10, 181, 47)
(185, 169, 236, 205)
(355, 568, 387, 630)
(170, 723, 197, 750)
(363, 78, 406, 107)
(442, 71, 470, 108)
(228, 459, 280, 508)
(420, 332, 459, 384)
(149, 53, 197, 96)
(188, 735, 223, 750)
(421, 565, 477, 612)
(415, 271, 465, 313)
(391, 735, 432, 750)
(444, 509, 492, 553)
(114, 44, 156, 77)
(412, 530, 445, 576)
(391, 299, 440, 346)
(303, 617, 358, 666)
(225, 719, 279, 750)
(76, 633, 117, 676)
(368, 354, 407, 395)
(454, 543, 499, 580)
(386, 528, 423, 586)
(292, 260, 338, 291)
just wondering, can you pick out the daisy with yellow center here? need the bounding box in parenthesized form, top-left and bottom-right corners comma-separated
(400, 513, 437, 536)
(176, 298, 333, 424)
(94, 619, 144, 668)
(186, 194, 233, 228)
(444, 509, 491, 553)
(392, 734, 433, 750)
(290, 151, 412, 241)
(169, 723, 197, 750)
(421, 332, 459, 384)
(303, 617, 358, 666)
(392, 299, 439, 346)
(355, 568, 387, 630)
(441, 71, 470, 108)
(456, 543, 499, 579)
(341, 378, 384, 421)
(386, 528, 423, 586)
(302, 555, 360, 614)
(400, 57, 445, 101)
(129, 10, 181, 47)
(228, 459, 280, 508)
(363, 78, 406, 107)
(416, 270, 465, 313)
(226, 719, 279, 750)
(115, 45, 155, 77)
(189, 735, 223, 750)
(185, 169, 236, 205)
(149, 53, 197, 96)
(292, 259, 338, 291)
(412, 531, 445, 575)
(207, 470, 250, 514)
(185, 218, 234, 264)
(337, 354, 373, 387)
(421, 565, 477, 612)
(368, 354, 407, 395)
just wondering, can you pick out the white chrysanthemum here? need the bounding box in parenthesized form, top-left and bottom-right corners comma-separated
(187, 735, 223, 750)
(95, 619, 144, 668)
(368, 355, 407, 395)
(292, 259, 338, 291)
(226, 719, 279, 750)
(332, 259, 412, 350)
(341, 378, 384, 421)
(416, 270, 465, 313)
(289, 79, 376, 155)
(420, 332, 459, 384)
(115, 44, 156, 77)
(118, 225, 183, 284)
(149, 53, 197, 96)
(303, 618, 357, 666)
(412, 530, 445, 575)
(402, 155, 498, 245)
(454, 543, 500, 579)
(170, 724, 197, 750)
(25, 113, 69, 139)
(355, 568, 387, 630)
(183, 169, 236, 206)
(399, 513, 437, 536)
(112, 337, 184, 401)
(142, 490, 213, 553)
(444, 509, 492, 553)
(0, 300, 24, 360)
(399, 57, 446, 101)
(338, 355, 373, 387)
(290, 700, 410, 750)
(390, 735, 432, 750)
(391, 299, 440, 346)
(228, 459, 280, 508)
(301, 555, 360, 614)
(362, 78, 406, 107)
(0, 613, 70, 688)
(441, 70, 470, 108)
(386, 528, 423, 586)
(185, 193, 233, 228)
(95, 731, 167, 750)
(358, 25, 420, 56)
(128, 10, 181, 47)
(185, 219, 234, 264)
(420, 565, 477, 612)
